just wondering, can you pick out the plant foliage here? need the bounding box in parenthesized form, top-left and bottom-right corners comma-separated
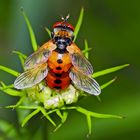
(0, 8, 129, 137)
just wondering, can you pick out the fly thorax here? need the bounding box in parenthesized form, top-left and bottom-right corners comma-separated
(54, 37, 72, 53)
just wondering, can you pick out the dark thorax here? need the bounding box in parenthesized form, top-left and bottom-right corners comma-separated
(51, 22, 74, 54)
(54, 36, 72, 53)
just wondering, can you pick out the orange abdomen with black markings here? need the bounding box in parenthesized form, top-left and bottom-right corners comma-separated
(46, 51, 72, 89)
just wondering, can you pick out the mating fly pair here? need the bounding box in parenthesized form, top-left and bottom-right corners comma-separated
(14, 15, 101, 96)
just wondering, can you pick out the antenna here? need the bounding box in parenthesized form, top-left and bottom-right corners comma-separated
(61, 14, 70, 22)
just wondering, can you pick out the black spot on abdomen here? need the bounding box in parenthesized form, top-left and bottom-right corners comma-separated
(54, 79, 62, 84)
(55, 73, 62, 77)
(56, 66, 62, 70)
(57, 59, 63, 64)
(54, 86, 61, 89)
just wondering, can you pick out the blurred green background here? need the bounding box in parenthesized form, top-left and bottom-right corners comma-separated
(0, 0, 140, 140)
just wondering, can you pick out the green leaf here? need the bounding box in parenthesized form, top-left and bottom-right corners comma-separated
(61, 106, 77, 110)
(62, 106, 124, 119)
(96, 96, 102, 102)
(17, 107, 32, 125)
(47, 109, 58, 115)
(53, 111, 68, 132)
(22, 109, 40, 127)
(0, 82, 22, 97)
(21, 10, 38, 51)
(18, 106, 38, 110)
(61, 106, 123, 135)
(86, 115, 92, 135)
(74, 7, 84, 42)
(12, 51, 27, 59)
(101, 77, 117, 90)
(82, 48, 92, 54)
(76, 107, 123, 119)
(56, 109, 63, 119)
(0, 81, 5, 87)
(96, 77, 117, 102)
(0, 65, 19, 77)
(89, 111, 123, 119)
(40, 107, 56, 126)
(19, 56, 25, 68)
(21, 106, 56, 127)
(18, 105, 56, 126)
(0, 82, 14, 89)
(6, 96, 25, 109)
(61, 112, 68, 123)
(45, 27, 51, 38)
(13, 51, 27, 69)
(0, 87, 22, 96)
(84, 40, 89, 58)
(96, 76, 118, 102)
(93, 64, 130, 78)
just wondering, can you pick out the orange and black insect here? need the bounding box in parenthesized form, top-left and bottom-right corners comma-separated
(14, 15, 101, 95)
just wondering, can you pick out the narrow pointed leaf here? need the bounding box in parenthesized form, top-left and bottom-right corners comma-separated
(40, 107, 56, 126)
(84, 40, 89, 58)
(22, 11, 38, 51)
(0, 87, 22, 96)
(48, 109, 58, 115)
(0, 65, 19, 77)
(101, 77, 117, 89)
(74, 8, 84, 42)
(96, 77, 117, 102)
(53, 111, 68, 132)
(76, 107, 123, 119)
(89, 111, 123, 119)
(96, 96, 102, 102)
(6, 96, 25, 109)
(0, 82, 21, 96)
(12, 51, 27, 59)
(53, 123, 62, 132)
(18, 106, 38, 110)
(0, 81, 6, 88)
(82, 48, 92, 54)
(93, 64, 130, 78)
(13, 51, 27, 68)
(56, 110, 63, 119)
(61, 112, 68, 123)
(0, 84, 14, 90)
(86, 115, 92, 135)
(61, 106, 77, 110)
(19, 56, 25, 68)
(17, 107, 32, 125)
(45, 27, 51, 38)
(22, 109, 40, 127)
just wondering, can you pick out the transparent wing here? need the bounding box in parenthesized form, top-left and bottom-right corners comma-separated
(14, 63, 48, 89)
(70, 52, 93, 75)
(67, 43, 93, 75)
(25, 40, 56, 69)
(69, 67, 101, 95)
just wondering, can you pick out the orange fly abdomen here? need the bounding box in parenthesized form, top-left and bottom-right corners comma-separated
(45, 70, 71, 89)
(46, 51, 72, 90)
